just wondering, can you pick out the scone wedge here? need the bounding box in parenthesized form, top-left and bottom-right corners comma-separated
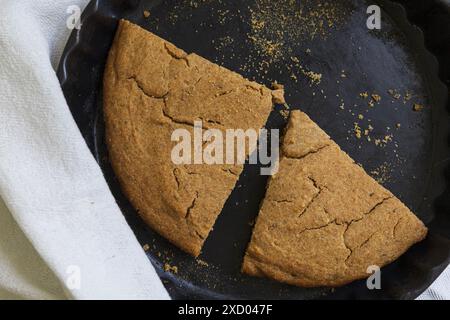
(104, 20, 280, 256)
(242, 110, 427, 287)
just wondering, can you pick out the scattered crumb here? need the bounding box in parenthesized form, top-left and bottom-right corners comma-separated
(278, 103, 290, 119)
(213, 35, 234, 51)
(302, 69, 322, 84)
(290, 56, 300, 64)
(359, 92, 369, 99)
(413, 103, 424, 112)
(164, 263, 178, 274)
(371, 162, 391, 184)
(197, 259, 209, 267)
(382, 134, 393, 144)
(247, 0, 350, 61)
(371, 94, 381, 102)
(404, 91, 413, 102)
(143, 244, 150, 252)
(279, 109, 290, 119)
(289, 55, 323, 85)
(143, 10, 151, 18)
(354, 122, 362, 139)
(388, 89, 401, 100)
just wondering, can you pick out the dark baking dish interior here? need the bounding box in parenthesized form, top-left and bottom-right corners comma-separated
(57, 0, 450, 299)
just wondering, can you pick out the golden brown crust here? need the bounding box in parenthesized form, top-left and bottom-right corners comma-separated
(242, 110, 428, 287)
(104, 20, 277, 256)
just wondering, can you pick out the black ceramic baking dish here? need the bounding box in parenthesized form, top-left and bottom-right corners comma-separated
(57, 0, 450, 299)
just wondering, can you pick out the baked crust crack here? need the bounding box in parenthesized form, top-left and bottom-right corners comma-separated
(342, 197, 395, 263)
(297, 176, 325, 218)
(271, 199, 294, 204)
(344, 196, 393, 226)
(392, 214, 404, 239)
(161, 108, 199, 128)
(284, 143, 331, 161)
(221, 168, 239, 176)
(185, 191, 199, 219)
(172, 168, 181, 190)
(298, 219, 339, 235)
(163, 43, 190, 67)
(128, 76, 169, 99)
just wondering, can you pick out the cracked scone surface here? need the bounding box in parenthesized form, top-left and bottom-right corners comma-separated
(104, 20, 276, 256)
(242, 111, 427, 287)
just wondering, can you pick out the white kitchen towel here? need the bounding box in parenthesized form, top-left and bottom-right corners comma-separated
(0, 0, 447, 300)
(0, 0, 169, 300)
(418, 265, 450, 300)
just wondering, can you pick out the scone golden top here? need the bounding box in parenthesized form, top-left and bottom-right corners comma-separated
(103, 20, 278, 256)
(242, 110, 427, 287)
